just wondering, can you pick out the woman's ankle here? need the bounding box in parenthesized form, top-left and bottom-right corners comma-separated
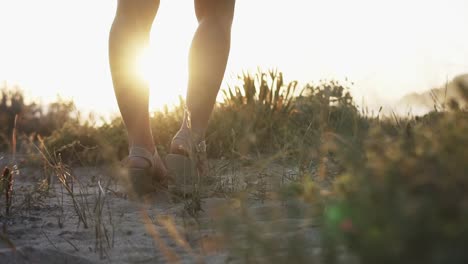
(177, 127, 205, 143)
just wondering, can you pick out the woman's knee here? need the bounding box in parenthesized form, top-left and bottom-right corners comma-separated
(114, 0, 160, 30)
(194, 0, 235, 29)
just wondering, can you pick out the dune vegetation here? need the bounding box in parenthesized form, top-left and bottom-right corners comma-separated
(0, 70, 467, 263)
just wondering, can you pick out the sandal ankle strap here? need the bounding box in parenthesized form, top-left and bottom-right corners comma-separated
(128, 146, 155, 168)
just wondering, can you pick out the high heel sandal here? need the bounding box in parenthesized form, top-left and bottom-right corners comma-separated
(122, 146, 168, 197)
(165, 130, 208, 196)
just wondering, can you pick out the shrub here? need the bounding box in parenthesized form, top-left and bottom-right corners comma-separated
(207, 69, 298, 157)
(293, 79, 360, 139)
(325, 102, 468, 263)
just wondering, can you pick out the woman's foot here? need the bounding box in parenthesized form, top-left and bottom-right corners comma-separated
(170, 128, 208, 177)
(123, 146, 168, 196)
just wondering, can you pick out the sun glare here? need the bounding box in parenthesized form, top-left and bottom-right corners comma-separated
(144, 44, 190, 112)
(135, 47, 152, 84)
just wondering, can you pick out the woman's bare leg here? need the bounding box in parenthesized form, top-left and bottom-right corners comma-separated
(109, 0, 161, 168)
(172, 0, 236, 154)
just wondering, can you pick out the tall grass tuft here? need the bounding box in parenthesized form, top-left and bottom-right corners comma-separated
(208, 69, 298, 157)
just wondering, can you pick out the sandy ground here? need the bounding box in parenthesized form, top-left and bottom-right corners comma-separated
(0, 159, 325, 264)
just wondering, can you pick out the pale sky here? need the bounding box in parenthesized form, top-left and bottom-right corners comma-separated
(0, 0, 467, 117)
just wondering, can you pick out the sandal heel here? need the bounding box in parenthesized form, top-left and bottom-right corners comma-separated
(121, 146, 168, 198)
(166, 153, 198, 195)
(126, 168, 154, 197)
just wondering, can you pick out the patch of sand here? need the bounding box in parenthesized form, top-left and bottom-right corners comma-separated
(0, 160, 323, 263)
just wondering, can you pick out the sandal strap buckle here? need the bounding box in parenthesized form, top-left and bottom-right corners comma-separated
(194, 140, 207, 153)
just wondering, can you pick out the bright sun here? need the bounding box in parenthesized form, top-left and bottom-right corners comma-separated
(135, 45, 189, 112)
(134, 47, 152, 84)
(142, 2, 197, 112)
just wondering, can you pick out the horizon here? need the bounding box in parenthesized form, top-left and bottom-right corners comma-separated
(0, 0, 467, 118)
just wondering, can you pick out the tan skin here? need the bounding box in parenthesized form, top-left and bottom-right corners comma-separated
(109, 0, 235, 177)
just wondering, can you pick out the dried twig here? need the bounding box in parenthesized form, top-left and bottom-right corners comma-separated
(3, 167, 13, 216)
